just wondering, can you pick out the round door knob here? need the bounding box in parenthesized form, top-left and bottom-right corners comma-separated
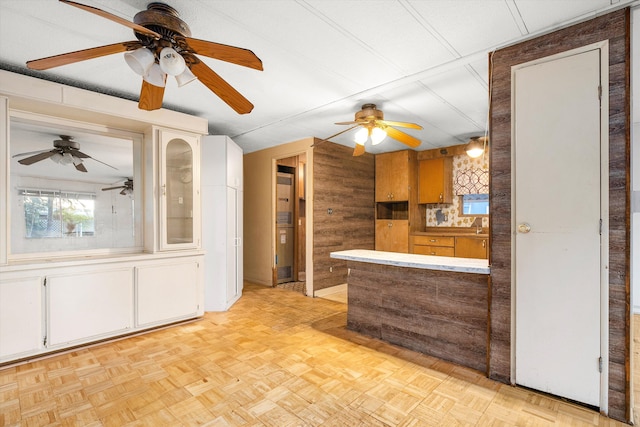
(518, 223, 531, 233)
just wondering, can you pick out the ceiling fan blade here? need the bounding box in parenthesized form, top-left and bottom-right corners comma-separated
(188, 57, 254, 114)
(74, 162, 88, 173)
(102, 186, 125, 191)
(353, 143, 366, 157)
(385, 126, 421, 148)
(138, 80, 165, 111)
(378, 120, 423, 130)
(17, 150, 57, 165)
(12, 149, 51, 158)
(181, 37, 263, 71)
(27, 41, 142, 70)
(312, 124, 362, 147)
(59, 0, 161, 39)
(74, 150, 118, 170)
(335, 121, 359, 126)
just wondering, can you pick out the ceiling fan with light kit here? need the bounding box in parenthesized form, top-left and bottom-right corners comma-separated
(26, 0, 263, 113)
(102, 178, 133, 195)
(320, 104, 422, 156)
(12, 135, 117, 173)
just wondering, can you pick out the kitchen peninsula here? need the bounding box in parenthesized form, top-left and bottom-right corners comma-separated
(330, 249, 490, 373)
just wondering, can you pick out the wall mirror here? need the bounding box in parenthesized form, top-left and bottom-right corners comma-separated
(9, 114, 143, 258)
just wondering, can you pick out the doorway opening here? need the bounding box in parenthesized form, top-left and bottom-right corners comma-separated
(274, 154, 306, 294)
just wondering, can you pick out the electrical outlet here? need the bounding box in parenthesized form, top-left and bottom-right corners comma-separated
(329, 266, 333, 272)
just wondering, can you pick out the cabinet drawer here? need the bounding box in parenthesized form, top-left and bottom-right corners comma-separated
(413, 245, 455, 257)
(411, 235, 455, 247)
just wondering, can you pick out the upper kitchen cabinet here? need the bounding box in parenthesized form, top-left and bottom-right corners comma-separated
(418, 157, 453, 204)
(158, 129, 201, 251)
(376, 150, 415, 202)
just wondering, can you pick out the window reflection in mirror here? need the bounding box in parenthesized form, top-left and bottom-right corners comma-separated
(9, 115, 142, 257)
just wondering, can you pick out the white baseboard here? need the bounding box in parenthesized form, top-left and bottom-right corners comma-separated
(314, 283, 347, 298)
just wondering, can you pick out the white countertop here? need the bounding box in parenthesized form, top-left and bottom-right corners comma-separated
(330, 249, 490, 274)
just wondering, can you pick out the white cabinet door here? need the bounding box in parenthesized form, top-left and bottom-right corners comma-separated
(226, 138, 243, 190)
(47, 269, 133, 347)
(158, 129, 201, 251)
(201, 135, 243, 311)
(136, 260, 200, 326)
(0, 277, 43, 359)
(226, 187, 239, 303)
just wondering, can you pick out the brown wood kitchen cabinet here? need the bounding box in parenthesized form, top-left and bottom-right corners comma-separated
(376, 219, 409, 253)
(376, 150, 414, 202)
(410, 235, 455, 256)
(455, 236, 488, 259)
(374, 150, 424, 253)
(418, 157, 453, 204)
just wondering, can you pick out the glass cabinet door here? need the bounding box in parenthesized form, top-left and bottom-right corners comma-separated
(159, 130, 200, 250)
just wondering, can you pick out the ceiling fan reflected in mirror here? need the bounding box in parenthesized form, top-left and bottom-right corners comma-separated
(102, 178, 133, 195)
(327, 104, 422, 156)
(12, 135, 117, 173)
(26, 0, 263, 114)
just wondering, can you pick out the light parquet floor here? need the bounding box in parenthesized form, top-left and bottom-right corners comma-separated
(0, 283, 632, 426)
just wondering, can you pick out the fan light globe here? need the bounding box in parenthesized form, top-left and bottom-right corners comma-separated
(143, 64, 167, 88)
(176, 66, 198, 87)
(465, 137, 486, 158)
(59, 153, 75, 165)
(354, 128, 369, 144)
(159, 47, 186, 76)
(50, 153, 63, 164)
(124, 47, 155, 76)
(371, 127, 387, 145)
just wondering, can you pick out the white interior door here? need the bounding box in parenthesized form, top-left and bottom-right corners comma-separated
(514, 48, 603, 406)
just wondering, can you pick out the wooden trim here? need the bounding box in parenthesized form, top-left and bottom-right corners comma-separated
(416, 143, 468, 160)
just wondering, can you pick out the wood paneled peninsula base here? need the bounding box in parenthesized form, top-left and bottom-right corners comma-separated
(330, 250, 490, 374)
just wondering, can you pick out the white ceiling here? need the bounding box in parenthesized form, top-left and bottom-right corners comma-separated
(0, 0, 636, 155)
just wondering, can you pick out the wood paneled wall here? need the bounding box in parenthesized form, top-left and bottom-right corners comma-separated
(347, 261, 490, 373)
(488, 9, 630, 421)
(313, 140, 375, 291)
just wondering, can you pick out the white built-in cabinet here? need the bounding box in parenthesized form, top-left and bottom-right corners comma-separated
(201, 135, 243, 311)
(0, 255, 203, 363)
(0, 71, 208, 364)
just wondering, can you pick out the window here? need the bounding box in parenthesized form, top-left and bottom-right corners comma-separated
(20, 189, 95, 238)
(459, 193, 489, 216)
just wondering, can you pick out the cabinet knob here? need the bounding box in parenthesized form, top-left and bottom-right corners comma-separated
(439, 192, 443, 202)
(429, 239, 437, 243)
(482, 240, 486, 248)
(388, 222, 393, 228)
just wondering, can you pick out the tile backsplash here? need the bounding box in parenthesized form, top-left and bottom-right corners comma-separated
(425, 152, 489, 228)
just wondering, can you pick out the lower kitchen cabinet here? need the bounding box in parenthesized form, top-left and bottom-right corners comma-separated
(376, 220, 409, 253)
(455, 236, 488, 259)
(410, 235, 455, 256)
(410, 234, 489, 259)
